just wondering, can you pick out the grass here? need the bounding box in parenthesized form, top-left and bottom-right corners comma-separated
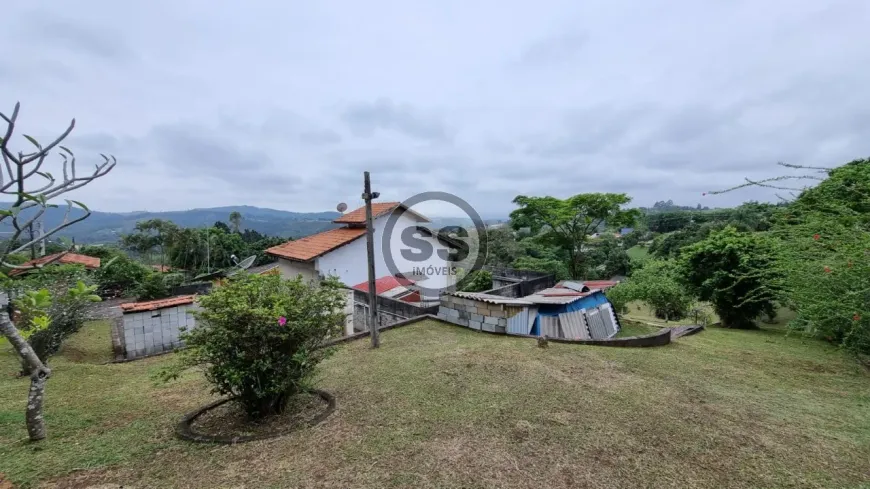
(613, 319, 659, 337)
(2, 319, 870, 488)
(626, 245, 650, 261)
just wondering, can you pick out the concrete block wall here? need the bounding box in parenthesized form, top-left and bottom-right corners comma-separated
(436, 295, 521, 334)
(352, 288, 438, 333)
(122, 304, 198, 360)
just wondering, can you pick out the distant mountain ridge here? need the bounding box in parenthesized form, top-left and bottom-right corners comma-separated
(0, 203, 342, 243)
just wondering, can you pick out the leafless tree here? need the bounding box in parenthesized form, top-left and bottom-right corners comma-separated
(0, 102, 116, 441)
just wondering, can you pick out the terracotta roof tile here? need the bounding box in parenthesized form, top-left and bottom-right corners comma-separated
(333, 202, 401, 224)
(352, 275, 415, 294)
(120, 295, 196, 313)
(9, 252, 101, 276)
(266, 227, 367, 262)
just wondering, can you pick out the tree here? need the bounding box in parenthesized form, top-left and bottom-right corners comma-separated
(121, 219, 178, 267)
(710, 159, 869, 348)
(0, 102, 116, 441)
(510, 193, 639, 279)
(680, 227, 781, 328)
(585, 235, 632, 279)
(229, 211, 242, 233)
(483, 226, 520, 267)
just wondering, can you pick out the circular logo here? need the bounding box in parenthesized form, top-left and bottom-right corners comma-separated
(381, 192, 488, 299)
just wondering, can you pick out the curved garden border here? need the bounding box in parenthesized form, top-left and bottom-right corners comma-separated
(176, 388, 336, 444)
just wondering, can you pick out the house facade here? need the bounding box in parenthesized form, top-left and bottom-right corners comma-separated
(266, 202, 457, 300)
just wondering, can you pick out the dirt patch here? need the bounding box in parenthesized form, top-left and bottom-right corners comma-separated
(186, 392, 331, 441)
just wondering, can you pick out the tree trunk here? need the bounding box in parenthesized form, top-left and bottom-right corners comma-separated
(0, 310, 51, 441)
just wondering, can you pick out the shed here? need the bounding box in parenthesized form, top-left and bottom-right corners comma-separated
(522, 285, 620, 340)
(119, 295, 198, 360)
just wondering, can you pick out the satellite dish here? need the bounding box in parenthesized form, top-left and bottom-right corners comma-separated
(192, 255, 258, 280)
(336, 202, 348, 213)
(227, 255, 257, 276)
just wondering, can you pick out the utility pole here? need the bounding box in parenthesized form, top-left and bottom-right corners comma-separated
(363, 171, 380, 348)
(27, 222, 38, 259)
(35, 219, 45, 257)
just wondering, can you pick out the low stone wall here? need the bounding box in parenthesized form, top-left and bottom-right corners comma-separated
(352, 289, 438, 332)
(485, 268, 554, 297)
(170, 282, 213, 296)
(482, 282, 523, 298)
(517, 327, 673, 347)
(327, 314, 678, 349)
(436, 295, 527, 334)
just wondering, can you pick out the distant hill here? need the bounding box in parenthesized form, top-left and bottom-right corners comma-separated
(0, 204, 341, 243)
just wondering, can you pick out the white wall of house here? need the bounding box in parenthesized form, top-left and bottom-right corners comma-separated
(315, 209, 455, 299)
(276, 258, 319, 283)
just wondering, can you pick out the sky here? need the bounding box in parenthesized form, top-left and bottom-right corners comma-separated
(1, 0, 868, 218)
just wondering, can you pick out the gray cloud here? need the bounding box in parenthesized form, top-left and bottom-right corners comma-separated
(341, 99, 451, 143)
(0, 0, 867, 215)
(26, 15, 134, 62)
(147, 124, 302, 193)
(516, 31, 589, 67)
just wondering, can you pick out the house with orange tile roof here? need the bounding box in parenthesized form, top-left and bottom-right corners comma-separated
(266, 201, 458, 300)
(8, 252, 101, 276)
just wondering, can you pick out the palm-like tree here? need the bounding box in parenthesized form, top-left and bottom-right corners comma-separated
(229, 211, 242, 233)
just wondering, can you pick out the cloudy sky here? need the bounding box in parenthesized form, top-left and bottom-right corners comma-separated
(1, 0, 868, 217)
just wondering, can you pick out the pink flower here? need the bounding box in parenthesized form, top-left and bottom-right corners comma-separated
(854, 314, 861, 322)
(813, 234, 820, 241)
(824, 266, 831, 274)
(278, 316, 287, 326)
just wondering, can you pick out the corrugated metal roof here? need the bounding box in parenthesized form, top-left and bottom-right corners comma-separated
(522, 287, 597, 304)
(559, 311, 591, 340)
(560, 281, 587, 292)
(449, 291, 533, 305)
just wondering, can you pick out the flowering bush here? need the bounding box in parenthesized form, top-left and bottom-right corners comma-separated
(172, 274, 346, 418)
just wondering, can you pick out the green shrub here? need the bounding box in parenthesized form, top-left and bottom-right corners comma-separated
(620, 259, 695, 321)
(604, 283, 632, 315)
(460, 270, 493, 292)
(172, 274, 346, 418)
(93, 253, 150, 297)
(16, 281, 101, 369)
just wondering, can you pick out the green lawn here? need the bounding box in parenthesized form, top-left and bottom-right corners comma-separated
(2, 319, 869, 488)
(626, 245, 650, 261)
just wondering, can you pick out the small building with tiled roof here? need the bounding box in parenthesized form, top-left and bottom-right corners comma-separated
(266, 201, 458, 300)
(9, 252, 100, 277)
(119, 295, 198, 360)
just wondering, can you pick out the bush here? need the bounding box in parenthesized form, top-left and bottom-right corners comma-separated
(623, 259, 695, 321)
(460, 270, 493, 292)
(604, 283, 632, 315)
(172, 274, 346, 419)
(92, 253, 150, 297)
(16, 281, 101, 369)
